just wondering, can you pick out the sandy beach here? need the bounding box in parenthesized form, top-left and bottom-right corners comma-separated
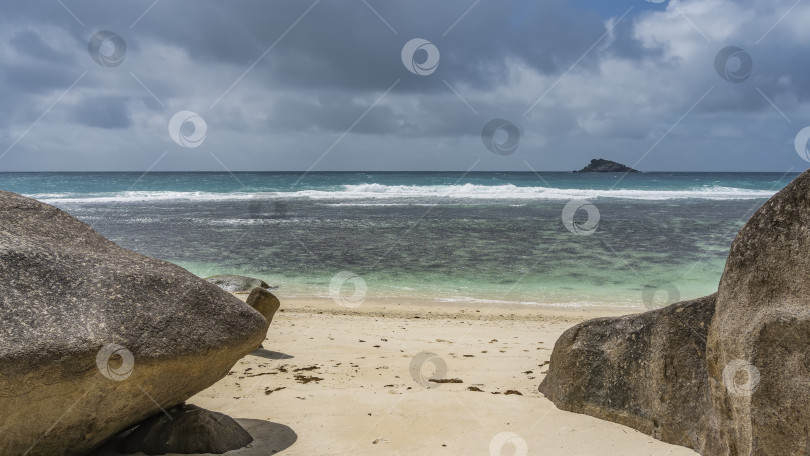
(93, 296, 699, 455)
(5, 0, 807, 452)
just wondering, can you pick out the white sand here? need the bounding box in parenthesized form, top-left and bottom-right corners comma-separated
(103, 297, 699, 455)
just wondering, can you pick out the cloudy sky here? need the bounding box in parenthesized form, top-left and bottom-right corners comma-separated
(1, 0, 809, 172)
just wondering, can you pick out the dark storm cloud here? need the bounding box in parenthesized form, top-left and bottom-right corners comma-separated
(0, 0, 809, 171)
(3, 29, 78, 94)
(8, 0, 616, 91)
(72, 96, 132, 129)
(10, 30, 72, 64)
(2, 62, 77, 95)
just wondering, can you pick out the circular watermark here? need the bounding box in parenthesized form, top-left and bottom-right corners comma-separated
(722, 359, 760, 397)
(409, 351, 447, 389)
(794, 127, 810, 162)
(401, 38, 440, 76)
(561, 200, 600, 236)
(96, 343, 134, 381)
(489, 432, 528, 456)
(328, 271, 367, 308)
(88, 31, 127, 68)
(714, 46, 753, 83)
(642, 281, 680, 310)
(248, 196, 289, 220)
(481, 119, 520, 156)
(168, 111, 207, 148)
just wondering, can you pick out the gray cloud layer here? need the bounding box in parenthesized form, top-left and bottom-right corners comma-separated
(0, 0, 808, 171)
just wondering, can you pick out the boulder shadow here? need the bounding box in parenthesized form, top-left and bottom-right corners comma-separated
(250, 348, 293, 360)
(232, 419, 298, 455)
(89, 419, 297, 455)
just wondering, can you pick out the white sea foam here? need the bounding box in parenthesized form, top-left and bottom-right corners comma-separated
(316, 183, 776, 200)
(29, 183, 776, 204)
(32, 191, 260, 204)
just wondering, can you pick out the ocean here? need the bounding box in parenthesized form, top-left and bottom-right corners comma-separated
(0, 171, 794, 309)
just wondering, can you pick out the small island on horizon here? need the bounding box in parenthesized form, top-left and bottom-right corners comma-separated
(574, 158, 640, 173)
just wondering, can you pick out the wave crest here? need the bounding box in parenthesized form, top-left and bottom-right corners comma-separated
(29, 183, 776, 204)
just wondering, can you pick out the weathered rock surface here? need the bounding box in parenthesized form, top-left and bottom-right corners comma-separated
(541, 169, 810, 455)
(204, 274, 274, 293)
(0, 191, 270, 455)
(539, 295, 716, 451)
(247, 287, 281, 327)
(706, 169, 810, 455)
(116, 404, 253, 455)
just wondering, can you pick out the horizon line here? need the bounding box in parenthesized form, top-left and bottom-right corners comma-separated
(0, 170, 804, 174)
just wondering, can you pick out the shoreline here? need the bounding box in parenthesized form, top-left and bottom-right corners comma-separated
(254, 295, 649, 321)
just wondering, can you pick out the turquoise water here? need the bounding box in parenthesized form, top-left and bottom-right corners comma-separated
(0, 172, 795, 308)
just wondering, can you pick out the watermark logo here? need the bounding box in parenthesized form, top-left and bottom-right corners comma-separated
(561, 200, 600, 236)
(401, 38, 440, 76)
(409, 351, 447, 388)
(88, 31, 127, 68)
(328, 271, 367, 308)
(248, 196, 289, 220)
(722, 359, 760, 397)
(794, 127, 810, 162)
(489, 432, 528, 456)
(168, 111, 207, 148)
(714, 46, 753, 83)
(481, 119, 520, 156)
(96, 343, 134, 381)
(642, 281, 680, 310)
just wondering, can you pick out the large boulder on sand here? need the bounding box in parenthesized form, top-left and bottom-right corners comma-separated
(706, 169, 810, 455)
(539, 295, 716, 450)
(541, 169, 810, 455)
(0, 191, 270, 455)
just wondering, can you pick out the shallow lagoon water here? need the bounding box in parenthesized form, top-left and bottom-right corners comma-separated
(0, 171, 794, 308)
